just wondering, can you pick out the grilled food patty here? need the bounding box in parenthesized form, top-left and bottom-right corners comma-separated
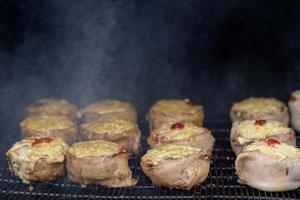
(230, 97, 289, 125)
(230, 119, 295, 155)
(235, 139, 300, 192)
(141, 144, 211, 190)
(147, 122, 215, 151)
(25, 98, 78, 121)
(146, 99, 204, 131)
(66, 140, 137, 187)
(6, 136, 69, 184)
(20, 115, 77, 144)
(80, 118, 141, 155)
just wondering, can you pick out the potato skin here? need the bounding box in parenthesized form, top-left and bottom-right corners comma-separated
(140, 153, 210, 190)
(147, 127, 215, 152)
(66, 152, 137, 187)
(236, 151, 300, 192)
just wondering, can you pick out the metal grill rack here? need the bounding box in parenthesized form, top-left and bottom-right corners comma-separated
(1, 120, 300, 200)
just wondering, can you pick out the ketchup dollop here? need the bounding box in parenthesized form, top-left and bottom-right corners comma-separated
(32, 137, 53, 146)
(254, 119, 267, 126)
(171, 122, 184, 130)
(266, 138, 280, 147)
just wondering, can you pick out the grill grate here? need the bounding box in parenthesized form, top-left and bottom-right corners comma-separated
(1, 121, 300, 200)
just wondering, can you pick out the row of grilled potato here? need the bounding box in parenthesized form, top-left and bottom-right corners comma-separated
(230, 92, 300, 192)
(6, 90, 300, 191)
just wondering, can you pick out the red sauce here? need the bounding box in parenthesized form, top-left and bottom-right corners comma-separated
(118, 146, 126, 153)
(266, 138, 280, 147)
(32, 137, 53, 146)
(171, 122, 184, 130)
(254, 119, 267, 126)
(291, 95, 297, 102)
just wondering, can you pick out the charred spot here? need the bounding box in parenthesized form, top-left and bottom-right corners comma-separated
(290, 95, 297, 102)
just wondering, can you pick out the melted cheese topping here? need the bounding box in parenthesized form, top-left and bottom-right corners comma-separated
(153, 122, 206, 140)
(68, 140, 122, 157)
(290, 90, 300, 106)
(81, 118, 135, 135)
(6, 137, 69, 184)
(27, 98, 77, 116)
(142, 144, 201, 165)
(244, 141, 300, 159)
(233, 120, 291, 144)
(20, 115, 75, 132)
(81, 100, 131, 114)
(232, 97, 284, 114)
(150, 100, 202, 116)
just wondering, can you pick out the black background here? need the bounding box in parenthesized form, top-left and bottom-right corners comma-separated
(0, 0, 300, 143)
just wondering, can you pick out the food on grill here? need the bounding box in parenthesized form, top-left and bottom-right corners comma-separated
(79, 100, 137, 122)
(288, 90, 300, 131)
(20, 115, 77, 144)
(147, 122, 215, 151)
(25, 98, 78, 121)
(146, 99, 204, 131)
(235, 139, 300, 192)
(66, 140, 137, 187)
(140, 144, 211, 190)
(230, 97, 289, 125)
(80, 118, 141, 155)
(6, 136, 69, 184)
(230, 119, 296, 155)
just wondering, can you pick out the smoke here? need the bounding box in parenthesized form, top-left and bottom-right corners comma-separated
(0, 0, 300, 144)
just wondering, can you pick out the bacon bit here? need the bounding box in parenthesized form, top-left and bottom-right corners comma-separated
(151, 133, 159, 141)
(28, 186, 34, 192)
(171, 122, 184, 130)
(291, 95, 297, 102)
(266, 138, 280, 147)
(254, 119, 267, 126)
(32, 138, 53, 146)
(119, 146, 126, 153)
(184, 99, 193, 105)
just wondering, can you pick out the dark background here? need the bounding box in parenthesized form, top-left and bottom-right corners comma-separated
(0, 0, 300, 143)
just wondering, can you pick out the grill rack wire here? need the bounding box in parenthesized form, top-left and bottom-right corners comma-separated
(0, 120, 300, 200)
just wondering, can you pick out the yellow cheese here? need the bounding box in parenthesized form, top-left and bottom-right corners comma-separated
(142, 144, 201, 165)
(27, 99, 76, 115)
(151, 100, 202, 116)
(244, 141, 300, 159)
(153, 122, 206, 140)
(232, 97, 284, 115)
(234, 120, 291, 142)
(68, 140, 122, 157)
(6, 137, 69, 184)
(81, 118, 135, 134)
(81, 100, 130, 114)
(20, 115, 74, 132)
